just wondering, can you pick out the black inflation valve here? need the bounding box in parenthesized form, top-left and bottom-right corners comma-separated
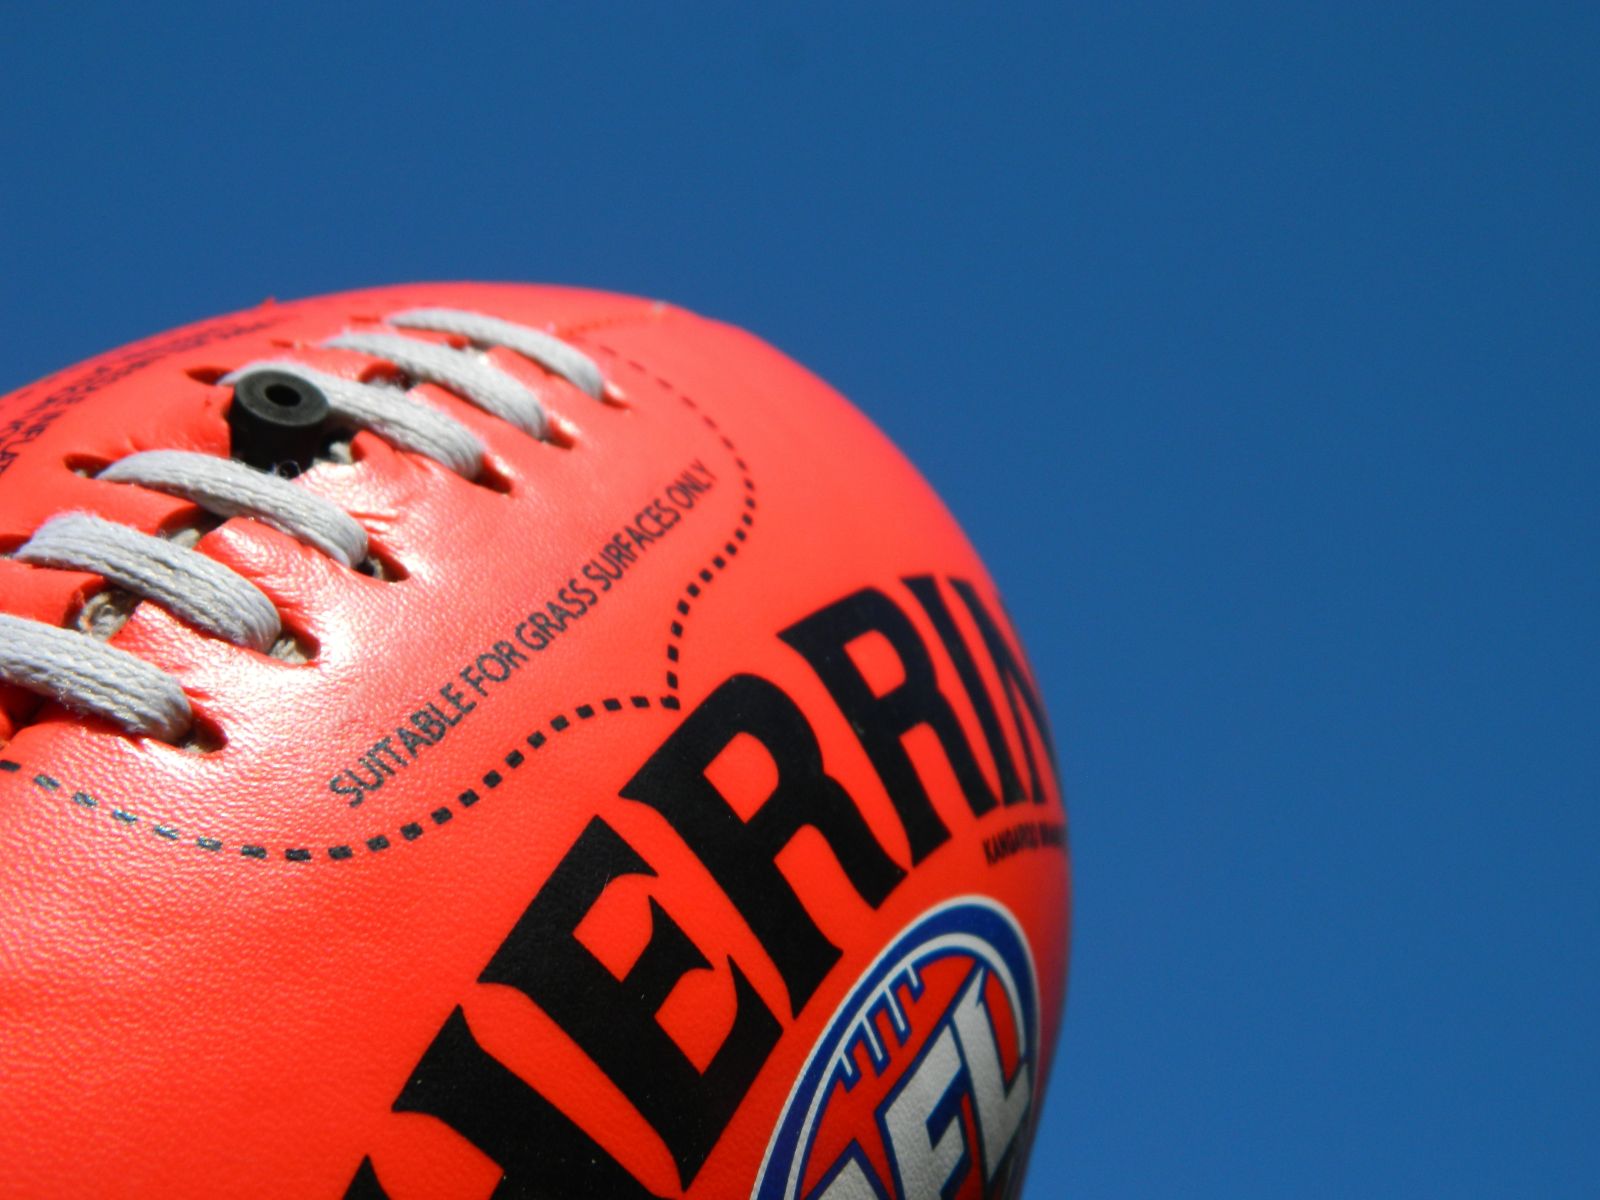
(227, 368, 332, 476)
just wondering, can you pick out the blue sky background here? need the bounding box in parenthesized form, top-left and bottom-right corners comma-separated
(3, 4, 1596, 1196)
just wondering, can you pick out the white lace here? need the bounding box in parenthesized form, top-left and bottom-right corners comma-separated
(100, 449, 369, 567)
(0, 309, 604, 742)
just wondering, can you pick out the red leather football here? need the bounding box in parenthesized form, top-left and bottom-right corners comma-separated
(0, 284, 1069, 1199)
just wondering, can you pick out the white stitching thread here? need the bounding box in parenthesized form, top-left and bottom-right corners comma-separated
(324, 331, 550, 439)
(390, 308, 606, 400)
(18, 513, 283, 651)
(0, 614, 192, 740)
(100, 449, 369, 568)
(0, 310, 605, 743)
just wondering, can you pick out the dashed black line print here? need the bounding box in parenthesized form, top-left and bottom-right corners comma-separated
(0, 696, 671, 867)
(583, 342, 761, 697)
(0, 344, 744, 868)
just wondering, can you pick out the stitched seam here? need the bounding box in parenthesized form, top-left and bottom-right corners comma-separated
(0, 693, 676, 865)
(0, 333, 762, 869)
(583, 342, 758, 696)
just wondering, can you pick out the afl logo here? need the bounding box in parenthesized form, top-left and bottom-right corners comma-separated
(753, 898, 1040, 1200)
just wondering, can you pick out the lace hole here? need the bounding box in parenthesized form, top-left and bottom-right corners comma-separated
(64, 453, 112, 477)
(544, 416, 579, 450)
(356, 546, 409, 581)
(472, 458, 515, 495)
(176, 713, 227, 754)
(268, 629, 318, 664)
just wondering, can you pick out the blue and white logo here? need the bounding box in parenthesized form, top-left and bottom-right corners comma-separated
(753, 897, 1040, 1200)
